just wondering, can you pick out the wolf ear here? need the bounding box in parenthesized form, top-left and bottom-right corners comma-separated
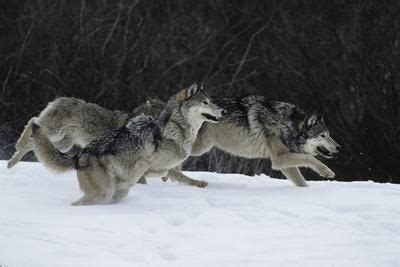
(174, 83, 198, 102)
(307, 114, 317, 127)
(200, 82, 205, 92)
(187, 83, 199, 98)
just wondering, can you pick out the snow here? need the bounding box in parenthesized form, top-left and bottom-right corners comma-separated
(0, 160, 399, 267)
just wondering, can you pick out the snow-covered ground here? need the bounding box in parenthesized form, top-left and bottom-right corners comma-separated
(0, 161, 399, 267)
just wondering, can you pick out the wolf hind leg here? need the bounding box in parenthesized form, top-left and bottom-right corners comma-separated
(71, 171, 96, 206)
(112, 162, 149, 200)
(280, 167, 309, 187)
(72, 167, 116, 206)
(72, 186, 116, 206)
(7, 117, 36, 168)
(7, 139, 34, 169)
(113, 188, 130, 200)
(52, 135, 75, 153)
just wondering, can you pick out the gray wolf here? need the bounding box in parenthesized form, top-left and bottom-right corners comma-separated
(8, 94, 206, 187)
(162, 95, 340, 187)
(31, 84, 224, 205)
(7, 96, 161, 176)
(182, 95, 341, 186)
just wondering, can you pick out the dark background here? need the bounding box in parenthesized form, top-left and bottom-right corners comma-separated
(1, 0, 399, 183)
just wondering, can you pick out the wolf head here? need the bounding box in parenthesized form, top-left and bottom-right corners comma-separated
(300, 114, 341, 159)
(174, 83, 225, 123)
(131, 97, 165, 117)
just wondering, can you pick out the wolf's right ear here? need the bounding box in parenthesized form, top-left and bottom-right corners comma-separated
(175, 83, 198, 102)
(200, 82, 205, 92)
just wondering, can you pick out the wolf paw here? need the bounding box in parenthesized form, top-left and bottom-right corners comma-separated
(137, 177, 147, 184)
(318, 167, 335, 178)
(7, 161, 13, 169)
(195, 180, 208, 188)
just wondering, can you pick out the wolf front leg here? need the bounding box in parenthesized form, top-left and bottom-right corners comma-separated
(161, 164, 182, 182)
(165, 168, 208, 188)
(280, 167, 309, 187)
(271, 153, 335, 178)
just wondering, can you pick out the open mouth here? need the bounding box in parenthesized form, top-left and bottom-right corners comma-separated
(202, 113, 220, 122)
(316, 146, 333, 159)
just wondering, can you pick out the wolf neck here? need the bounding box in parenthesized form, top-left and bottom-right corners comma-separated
(160, 105, 204, 157)
(167, 110, 202, 142)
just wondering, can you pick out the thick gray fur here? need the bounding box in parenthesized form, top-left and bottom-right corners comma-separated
(184, 95, 341, 187)
(7, 96, 163, 170)
(31, 84, 224, 205)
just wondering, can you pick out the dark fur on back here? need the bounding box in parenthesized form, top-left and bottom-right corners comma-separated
(211, 95, 325, 153)
(78, 115, 162, 164)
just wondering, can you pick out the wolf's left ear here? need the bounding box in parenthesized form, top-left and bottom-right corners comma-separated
(307, 114, 317, 127)
(186, 83, 199, 98)
(174, 82, 198, 102)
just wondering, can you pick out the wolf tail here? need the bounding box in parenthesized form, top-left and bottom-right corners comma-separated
(7, 117, 37, 169)
(31, 122, 76, 172)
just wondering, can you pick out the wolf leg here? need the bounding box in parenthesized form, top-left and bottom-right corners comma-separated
(280, 167, 309, 187)
(72, 171, 97, 206)
(137, 177, 147, 184)
(8, 139, 34, 169)
(161, 164, 182, 182)
(112, 162, 149, 200)
(113, 188, 130, 199)
(271, 153, 335, 178)
(7, 117, 36, 168)
(161, 127, 213, 183)
(165, 168, 208, 188)
(190, 129, 215, 157)
(72, 167, 116, 206)
(52, 135, 75, 153)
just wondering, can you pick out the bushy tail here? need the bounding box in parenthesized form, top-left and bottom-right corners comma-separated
(7, 117, 36, 169)
(31, 122, 75, 172)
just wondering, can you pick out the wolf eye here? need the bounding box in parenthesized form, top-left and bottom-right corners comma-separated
(321, 134, 326, 138)
(203, 101, 208, 105)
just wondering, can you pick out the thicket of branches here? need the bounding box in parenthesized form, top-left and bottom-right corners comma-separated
(1, 0, 400, 183)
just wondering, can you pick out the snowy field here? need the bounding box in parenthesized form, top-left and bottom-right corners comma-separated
(0, 160, 400, 267)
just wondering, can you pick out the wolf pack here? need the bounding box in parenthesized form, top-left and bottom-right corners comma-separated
(7, 83, 341, 205)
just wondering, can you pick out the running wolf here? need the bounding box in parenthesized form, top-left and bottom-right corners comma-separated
(31, 84, 225, 205)
(7, 97, 164, 170)
(176, 95, 341, 187)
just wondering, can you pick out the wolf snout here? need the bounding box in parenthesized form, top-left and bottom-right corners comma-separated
(220, 109, 227, 116)
(335, 145, 341, 152)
